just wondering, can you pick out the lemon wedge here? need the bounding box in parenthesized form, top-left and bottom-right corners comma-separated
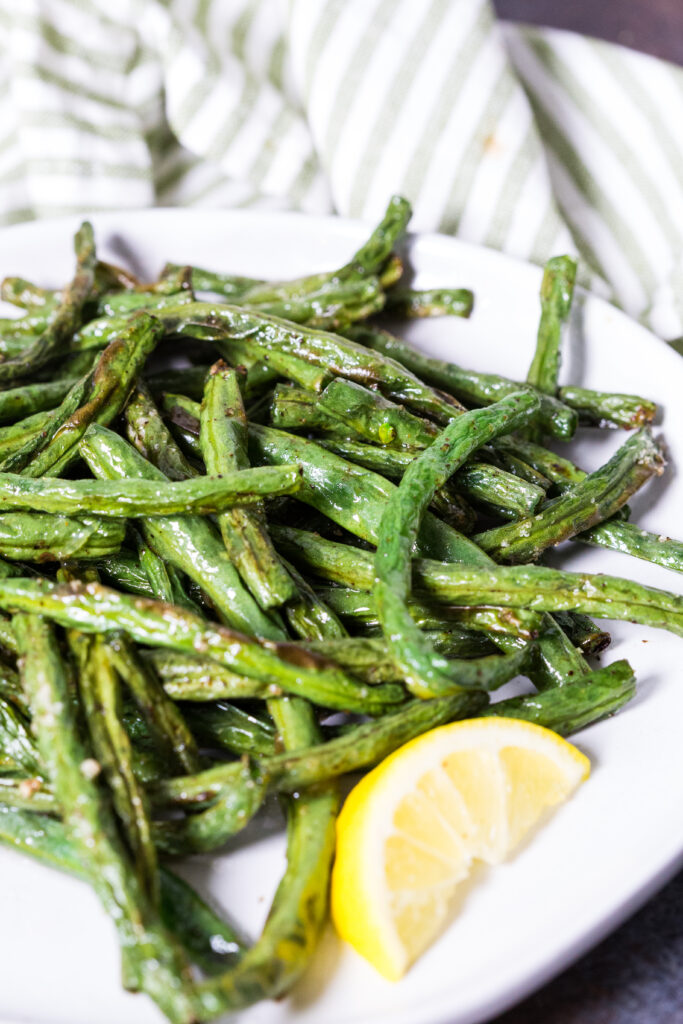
(331, 717, 589, 980)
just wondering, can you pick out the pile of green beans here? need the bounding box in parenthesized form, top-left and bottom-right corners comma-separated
(0, 197, 676, 1022)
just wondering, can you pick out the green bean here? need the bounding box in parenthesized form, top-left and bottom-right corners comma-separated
(336, 194, 412, 279)
(0, 807, 246, 974)
(279, 556, 348, 642)
(240, 195, 409, 301)
(242, 361, 283, 400)
(196, 702, 338, 1014)
(373, 560, 683, 636)
(1, 276, 57, 309)
(1, 313, 164, 476)
(98, 289, 194, 317)
(481, 660, 635, 734)
(226, 309, 466, 421)
(270, 691, 485, 790)
(313, 436, 469, 529)
(558, 385, 656, 430)
(0, 327, 48, 358)
(0, 511, 124, 561)
(200, 363, 297, 609)
(164, 263, 263, 299)
(0, 555, 21, 580)
(0, 410, 53, 460)
(55, 347, 99, 379)
(0, 578, 406, 714)
(95, 551, 156, 597)
(106, 635, 201, 775)
(0, 695, 41, 775)
(271, 379, 439, 449)
(265, 693, 312, 754)
(96, 260, 140, 291)
(0, 465, 302, 517)
(152, 758, 268, 856)
(183, 701, 277, 757)
(146, 365, 211, 400)
(148, 271, 386, 330)
(175, 197, 410, 310)
(174, 576, 215, 618)
(526, 255, 577, 396)
(246, 276, 386, 328)
(154, 868, 246, 975)
(384, 286, 473, 318)
(125, 384, 198, 481)
(144, 650, 275, 701)
(428, 484, 478, 532)
(0, 303, 52, 334)
(124, 719, 177, 785)
(0, 223, 96, 385)
(0, 378, 77, 424)
(143, 263, 195, 296)
(272, 545, 586, 694)
(373, 392, 540, 697)
(13, 614, 202, 1023)
(579, 518, 683, 574)
(475, 429, 664, 563)
(307, 632, 495, 676)
(495, 436, 683, 575)
(270, 525, 535, 639)
(345, 324, 578, 441)
(0, 777, 56, 812)
(492, 448, 553, 490)
(492, 435, 586, 489)
(553, 611, 611, 656)
(246, 272, 385, 311)
(160, 392, 203, 435)
(70, 631, 158, 901)
(135, 532, 175, 604)
(1, 259, 136, 311)
(0, 616, 17, 656)
(454, 461, 544, 518)
(83, 297, 466, 425)
(378, 253, 404, 287)
(0, 661, 26, 713)
(247, 423, 492, 566)
(288, 421, 586, 693)
(278, 435, 470, 528)
(152, 690, 485, 814)
(80, 423, 285, 640)
(315, 585, 530, 638)
(214, 334, 327, 392)
(146, 631, 494, 697)
(270, 386, 544, 520)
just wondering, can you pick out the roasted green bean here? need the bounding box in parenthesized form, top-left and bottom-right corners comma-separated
(200, 362, 297, 609)
(373, 392, 539, 697)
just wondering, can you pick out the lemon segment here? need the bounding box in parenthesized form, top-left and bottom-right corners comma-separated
(331, 717, 589, 980)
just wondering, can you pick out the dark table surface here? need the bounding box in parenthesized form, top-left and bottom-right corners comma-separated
(484, 4, 683, 1022)
(493, 0, 683, 66)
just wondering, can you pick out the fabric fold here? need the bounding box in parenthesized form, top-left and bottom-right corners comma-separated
(0, 0, 682, 338)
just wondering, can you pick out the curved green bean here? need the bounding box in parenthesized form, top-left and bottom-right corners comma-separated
(0, 465, 302, 517)
(374, 392, 539, 697)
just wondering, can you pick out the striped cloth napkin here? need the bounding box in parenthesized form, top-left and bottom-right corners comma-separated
(1, 0, 683, 340)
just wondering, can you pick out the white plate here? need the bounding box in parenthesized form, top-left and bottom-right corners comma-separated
(0, 209, 682, 1024)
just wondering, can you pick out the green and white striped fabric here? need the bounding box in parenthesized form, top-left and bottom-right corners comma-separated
(1, 0, 683, 339)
